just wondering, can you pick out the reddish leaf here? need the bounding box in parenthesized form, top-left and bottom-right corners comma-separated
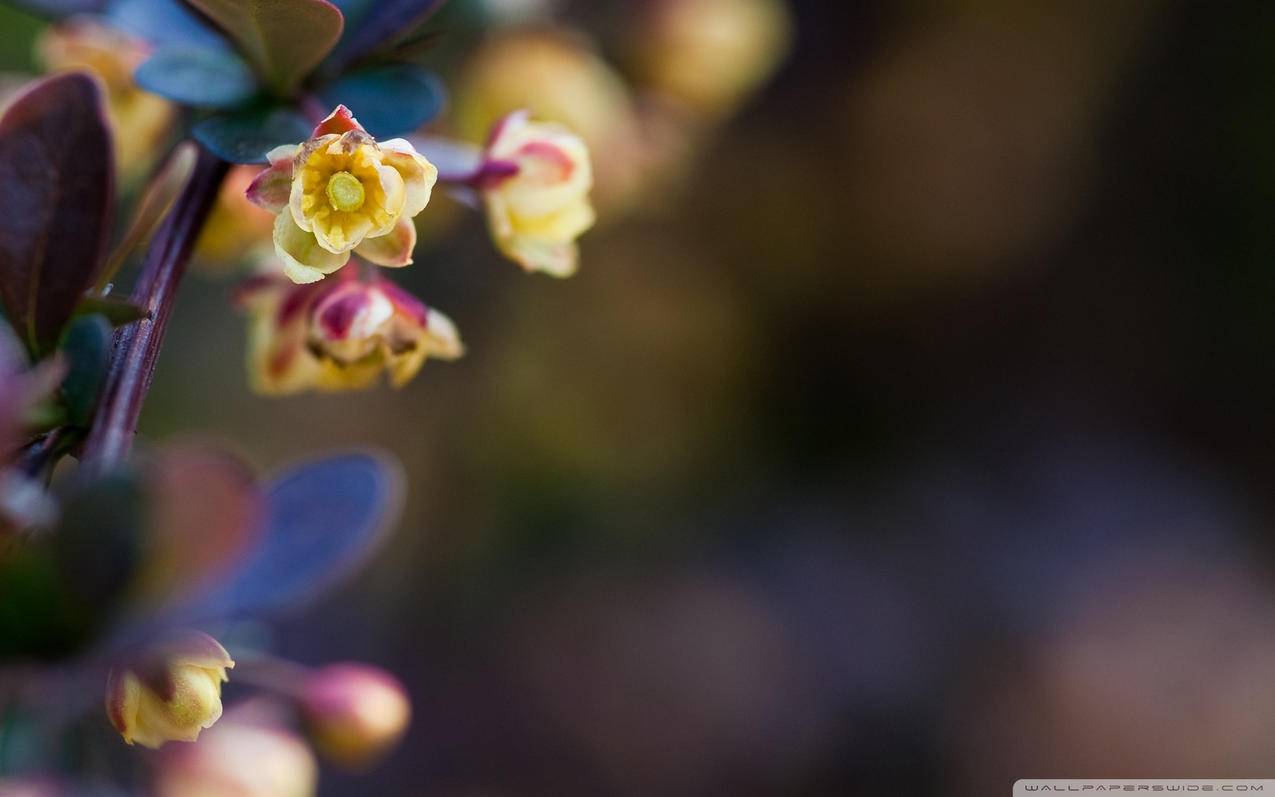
(133, 442, 264, 605)
(0, 73, 114, 355)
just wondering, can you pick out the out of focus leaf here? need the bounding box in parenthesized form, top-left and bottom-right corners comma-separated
(53, 470, 145, 614)
(75, 296, 146, 326)
(189, 451, 402, 619)
(132, 443, 263, 605)
(324, 0, 445, 74)
(98, 142, 198, 290)
(106, 0, 226, 49)
(316, 64, 444, 138)
(181, 0, 344, 95)
(59, 313, 111, 427)
(0, 73, 114, 355)
(3, 0, 103, 18)
(135, 47, 257, 108)
(0, 471, 143, 659)
(192, 104, 309, 163)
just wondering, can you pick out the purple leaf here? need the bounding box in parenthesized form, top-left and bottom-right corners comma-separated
(0, 73, 114, 355)
(325, 0, 447, 74)
(179, 450, 404, 621)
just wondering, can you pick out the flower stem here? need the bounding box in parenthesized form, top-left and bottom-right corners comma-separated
(81, 146, 229, 472)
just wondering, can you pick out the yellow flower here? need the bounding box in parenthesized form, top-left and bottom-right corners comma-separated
(479, 111, 595, 277)
(247, 106, 438, 284)
(36, 17, 176, 180)
(235, 270, 462, 395)
(299, 663, 411, 769)
(105, 631, 234, 749)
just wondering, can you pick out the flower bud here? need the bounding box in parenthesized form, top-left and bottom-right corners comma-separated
(298, 664, 411, 768)
(154, 701, 317, 797)
(479, 110, 595, 277)
(105, 631, 234, 749)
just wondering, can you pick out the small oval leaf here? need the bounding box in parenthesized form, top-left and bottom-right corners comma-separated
(135, 47, 258, 108)
(59, 313, 111, 427)
(316, 64, 445, 138)
(188, 451, 403, 619)
(192, 104, 310, 163)
(0, 73, 114, 355)
(181, 0, 344, 95)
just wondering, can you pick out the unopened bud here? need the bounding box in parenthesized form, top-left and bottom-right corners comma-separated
(299, 663, 410, 768)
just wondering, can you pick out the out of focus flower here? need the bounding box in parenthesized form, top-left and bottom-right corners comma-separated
(451, 29, 642, 208)
(154, 702, 317, 797)
(194, 166, 277, 270)
(477, 110, 594, 277)
(105, 631, 234, 749)
(299, 663, 411, 768)
(247, 106, 437, 284)
(36, 17, 175, 179)
(633, 0, 792, 118)
(236, 269, 462, 394)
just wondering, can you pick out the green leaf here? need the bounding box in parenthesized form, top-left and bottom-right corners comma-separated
(59, 313, 111, 427)
(316, 64, 445, 138)
(181, 0, 344, 95)
(134, 46, 258, 108)
(192, 104, 310, 163)
(0, 73, 114, 355)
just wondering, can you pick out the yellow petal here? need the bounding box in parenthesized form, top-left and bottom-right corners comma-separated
(274, 212, 349, 284)
(354, 217, 417, 268)
(380, 139, 438, 219)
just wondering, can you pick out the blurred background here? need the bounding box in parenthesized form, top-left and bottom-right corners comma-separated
(13, 0, 1275, 793)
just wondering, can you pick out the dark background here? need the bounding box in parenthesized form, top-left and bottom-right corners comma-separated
(18, 0, 1275, 793)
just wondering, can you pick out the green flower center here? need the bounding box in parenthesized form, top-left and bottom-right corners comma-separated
(325, 171, 366, 213)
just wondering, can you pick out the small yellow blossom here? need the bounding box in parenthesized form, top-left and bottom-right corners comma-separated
(247, 106, 438, 284)
(36, 17, 175, 179)
(105, 631, 234, 749)
(235, 270, 462, 394)
(479, 110, 595, 277)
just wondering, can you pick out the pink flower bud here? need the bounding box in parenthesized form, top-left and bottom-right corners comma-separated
(298, 663, 411, 768)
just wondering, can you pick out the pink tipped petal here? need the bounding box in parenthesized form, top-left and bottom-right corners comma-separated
(266, 144, 298, 167)
(354, 218, 416, 268)
(245, 163, 292, 212)
(312, 105, 364, 138)
(485, 109, 531, 152)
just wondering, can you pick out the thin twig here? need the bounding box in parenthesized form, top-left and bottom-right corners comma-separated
(81, 146, 229, 471)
